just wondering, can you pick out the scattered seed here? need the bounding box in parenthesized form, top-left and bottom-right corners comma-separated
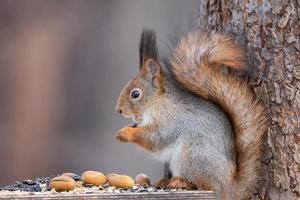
(22, 180, 36, 185)
(102, 183, 110, 188)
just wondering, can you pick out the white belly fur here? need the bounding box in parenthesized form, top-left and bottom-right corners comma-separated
(151, 141, 183, 177)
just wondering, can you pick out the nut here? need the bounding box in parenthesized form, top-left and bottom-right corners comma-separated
(50, 176, 76, 192)
(135, 173, 150, 186)
(81, 170, 106, 186)
(61, 172, 80, 181)
(108, 175, 134, 188)
(106, 173, 119, 181)
(61, 172, 76, 177)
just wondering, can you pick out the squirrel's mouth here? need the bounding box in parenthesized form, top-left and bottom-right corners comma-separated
(129, 114, 142, 127)
(121, 113, 143, 128)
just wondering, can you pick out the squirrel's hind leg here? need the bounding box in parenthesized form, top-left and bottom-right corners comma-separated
(154, 178, 171, 189)
(154, 177, 197, 190)
(167, 177, 197, 190)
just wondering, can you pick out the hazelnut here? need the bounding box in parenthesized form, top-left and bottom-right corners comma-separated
(135, 173, 150, 186)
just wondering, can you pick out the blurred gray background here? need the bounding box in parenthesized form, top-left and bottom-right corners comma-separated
(0, 0, 200, 185)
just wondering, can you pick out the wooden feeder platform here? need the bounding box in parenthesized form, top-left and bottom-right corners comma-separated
(0, 191, 215, 200)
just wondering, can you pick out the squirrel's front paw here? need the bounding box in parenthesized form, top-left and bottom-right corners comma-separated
(115, 127, 135, 142)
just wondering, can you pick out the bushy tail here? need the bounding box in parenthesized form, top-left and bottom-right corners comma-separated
(169, 30, 268, 200)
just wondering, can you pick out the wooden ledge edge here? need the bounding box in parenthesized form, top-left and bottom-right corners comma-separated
(0, 191, 216, 199)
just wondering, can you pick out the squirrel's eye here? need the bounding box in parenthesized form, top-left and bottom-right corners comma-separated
(131, 90, 140, 99)
(129, 88, 142, 101)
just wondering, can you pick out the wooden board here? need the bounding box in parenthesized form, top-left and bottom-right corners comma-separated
(0, 191, 216, 199)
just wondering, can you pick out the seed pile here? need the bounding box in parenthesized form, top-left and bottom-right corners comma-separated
(1, 177, 52, 192)
(0, 171, 185, 196)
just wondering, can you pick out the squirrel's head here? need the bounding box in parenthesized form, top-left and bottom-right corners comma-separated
(116, 29, 165, 125)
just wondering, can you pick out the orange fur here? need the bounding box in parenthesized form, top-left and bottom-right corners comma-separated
(155, 178, 171, 188)
(167, 177, 197, 190)
(115, 126, 156, 151)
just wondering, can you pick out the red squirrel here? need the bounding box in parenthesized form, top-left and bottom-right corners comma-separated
(115, 28, 268, 200)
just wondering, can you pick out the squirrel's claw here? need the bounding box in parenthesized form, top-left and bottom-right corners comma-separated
(115, 126, 135, 142)
(115, 133, 126, 142)
(115, 131, 129, 142)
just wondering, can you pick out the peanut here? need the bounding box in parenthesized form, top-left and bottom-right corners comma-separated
(50, 176, 76, 192)
(81, 170, 106, 186)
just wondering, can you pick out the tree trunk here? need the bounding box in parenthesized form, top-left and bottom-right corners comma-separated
(198, 0, 299, 199)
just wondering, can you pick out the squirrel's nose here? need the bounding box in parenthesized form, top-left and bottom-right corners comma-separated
(116, 107, 122, 114)
(115, 104, 123, 114)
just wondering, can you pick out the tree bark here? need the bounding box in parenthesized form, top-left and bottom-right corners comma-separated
(198, 0, 299, 199)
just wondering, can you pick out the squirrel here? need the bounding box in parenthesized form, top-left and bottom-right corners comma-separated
(114, 28, 268, 200)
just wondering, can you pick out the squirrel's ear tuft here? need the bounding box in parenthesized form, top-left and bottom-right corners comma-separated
(139, 29, 158, 69)
(141, 59, 164, 90)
